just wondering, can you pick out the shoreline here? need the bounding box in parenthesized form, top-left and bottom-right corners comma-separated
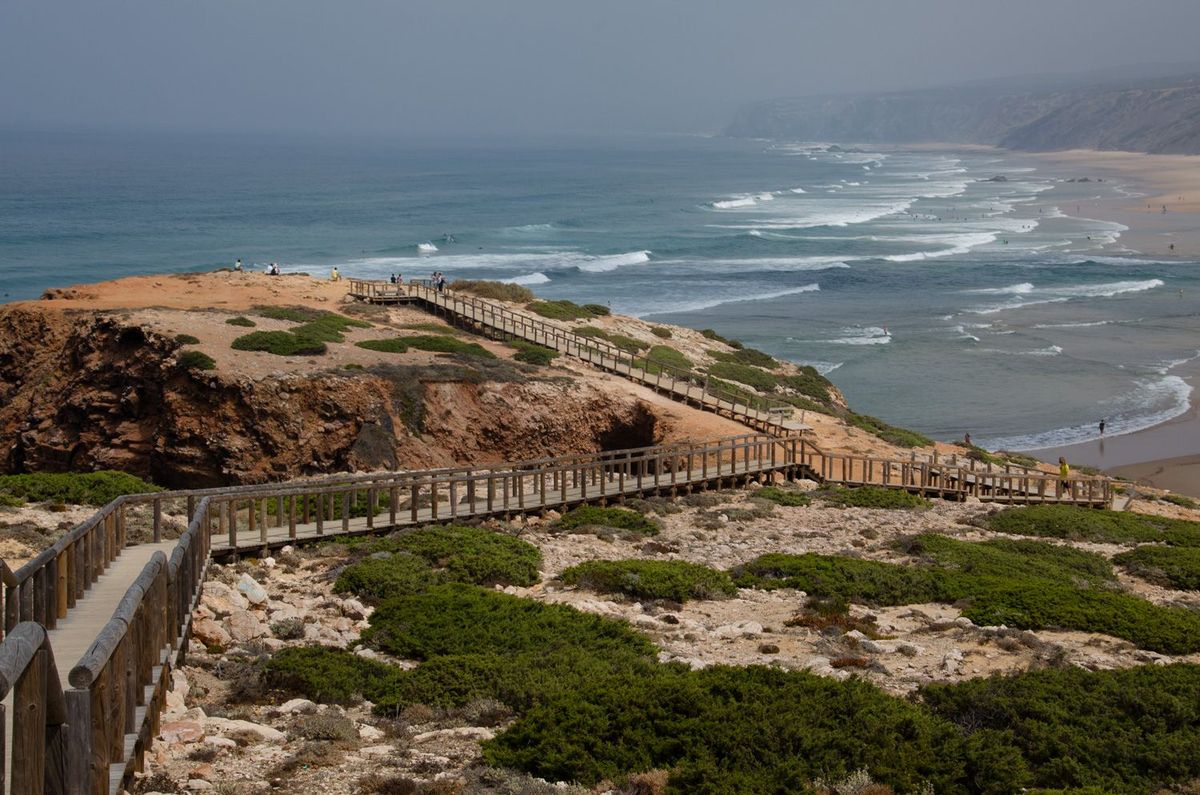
(1005, 147, 1200, 495)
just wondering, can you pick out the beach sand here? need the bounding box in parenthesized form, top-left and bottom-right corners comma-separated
(1013, 148, 1200, 496)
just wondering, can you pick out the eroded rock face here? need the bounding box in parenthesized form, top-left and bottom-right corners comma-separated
(0, 306, 668, 486)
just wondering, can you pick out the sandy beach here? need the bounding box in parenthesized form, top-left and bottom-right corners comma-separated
(1014, 148, 1200, 495)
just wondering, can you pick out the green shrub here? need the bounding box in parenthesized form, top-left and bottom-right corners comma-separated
(983, 505, 1200, 546)
(754, 486, 811, 506)
(1114, 545, 1200, 590)
(650, 326, 672, 339)
(510, 341, 559, 365)
(403, 334, 496, 359)
(291, 314, 372, 343)
(575, 326, 645, 354)
(736, 535, 1200, 654)
(561, 559, 737, 602)
(174, 333, 200, 344)
(364, 583, 655, 660)
(1165, 493, 1198, 509)
(486, 664, 966, 791)
(382, 524, 541, 587)
(452, 280, 536, 303)
(638, 345, 692, 373)
(526, 300, 595, 321)
(333, 554, 439, 602)
(231, 331, 327, 356)
(707, 361, 777, 392)
(581, 303, 611, 316)
(921, 664, 1200, 793)
(0, 494, 23, 508)
(0, 471, 160, 506)
(845, 412, 933, 448)
(553, 506, 660, 537)
(225, 316, 256, 327)
(254, 305, 327, 323)
(709, 347, 778, 368)
(699, 328, 742, 348)
(818, 486, 931, 509)
(355, 338, 409, 353)
(778, 367, 833, 403)
(264, 646, 401, 705)
(179, 350, 217, 370)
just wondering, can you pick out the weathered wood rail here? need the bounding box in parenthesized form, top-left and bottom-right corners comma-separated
(348, 279, 805, 434)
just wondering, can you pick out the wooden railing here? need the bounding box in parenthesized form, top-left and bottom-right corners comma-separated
(0, 622, 68, 794)
(347, 279, 797, 432)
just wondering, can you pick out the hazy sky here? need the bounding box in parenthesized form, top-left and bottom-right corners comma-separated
(4, 0, 1200, 136)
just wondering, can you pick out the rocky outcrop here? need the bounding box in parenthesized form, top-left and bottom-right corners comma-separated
(0, 306, 668, 486)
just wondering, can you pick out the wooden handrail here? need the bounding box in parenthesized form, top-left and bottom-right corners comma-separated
(0, 621, 68, 794)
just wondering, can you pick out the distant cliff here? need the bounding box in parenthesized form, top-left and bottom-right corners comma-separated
(727, 73, 1200, 154)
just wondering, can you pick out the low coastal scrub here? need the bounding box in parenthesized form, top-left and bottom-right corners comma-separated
(708, 346, 778, 368)
(338, 524, 542, 592)
(704, 359, 833, 404)
(332, 554, 439, 602)
(1165, 493, 1198, 509)
(231, 330, 327, 356)
(581, 303, 611, 316)
(649, 326, 672, 339)
(754, 486, 812, 506)
(735, 534, 1200, 654)
(575, 326, 645, 354)
(509, 341, 558, 365)
(983, 504, 1200, 546)
(174, 333, 200, 344)
(920, 663, 1200, 793)
(526, 299, 600, 321)
(178, 350, 216, 370)
(553, 505, 661, 537)
(403, 334, 496, 359)
(354, 338, 408, 353)
(225, 316, 256, 327)
(266, 564, 1200, 792)
(560, 559, 737, 602)
(0, 471, 160, 505)
(699, 328, 743, 348)
(451, 280, 535, 303)
(1114, 544, 1200, 590)
(707, 361, 777, 392)
(818, 485, 931, 509)
(637, 345, 692, 373)
(845, 411, 933, 448)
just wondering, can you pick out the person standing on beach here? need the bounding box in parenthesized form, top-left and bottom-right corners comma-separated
(1099, 419, 1106, 436)
(234, 259, 243, 272)
(330, 266, 340, 281)
(963, 432, 972, 447)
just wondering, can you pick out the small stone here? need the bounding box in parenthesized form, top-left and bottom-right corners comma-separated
(161, 720, 204, 744)
(187, 781, 214, 791)
(261, 557, 276, 569)
(358, 724, 386, 741)
(203, 736, 237, 749)
(360, 744, 395, 757)
(237, 573, 268, 606)
(341, 598, 368, 620)
(758, 643, 780, 654)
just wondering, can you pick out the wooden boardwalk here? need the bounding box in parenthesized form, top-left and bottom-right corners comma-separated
(0, 282, 1117, 794)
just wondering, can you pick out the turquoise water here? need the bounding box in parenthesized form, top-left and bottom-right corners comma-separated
(3, 129, 1198, 450)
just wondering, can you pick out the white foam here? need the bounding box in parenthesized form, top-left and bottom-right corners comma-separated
(501, 223, 556, 236)
(635, 284, 820, 317)
(883, 232, 997, 262)
(790, 187, 806, 194)
(711, 192, 775, 210)
(968, 279, 1164, 314)
(575, 250, 652, 273)
(967, 282, 1036, 295)
(417, 242, 438, 254)
(824, 326, 892, 346)
(503, 272, 550, 285)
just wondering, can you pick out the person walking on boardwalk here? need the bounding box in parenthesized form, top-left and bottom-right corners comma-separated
(1058, 456, 1070, 496)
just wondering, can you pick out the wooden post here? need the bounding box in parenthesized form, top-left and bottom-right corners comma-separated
(153, 498, 163, 543)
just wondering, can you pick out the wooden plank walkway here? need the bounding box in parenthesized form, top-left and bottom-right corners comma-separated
(2, 540, 175, 795)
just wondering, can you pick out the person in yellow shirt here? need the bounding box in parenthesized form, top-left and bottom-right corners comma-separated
(330, 267, 341, 281)
(1058, 456, 1070, 496)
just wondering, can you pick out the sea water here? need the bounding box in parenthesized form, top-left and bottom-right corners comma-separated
(2, 129, 1198, 451)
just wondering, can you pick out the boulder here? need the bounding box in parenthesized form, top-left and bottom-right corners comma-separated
(227, 610, 268, 642)
(160, 720, 205, 744)
(200, 581, 248, 615)
(191, 618, 231, 649)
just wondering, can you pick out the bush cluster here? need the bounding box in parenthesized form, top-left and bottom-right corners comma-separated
(179, 350, 217, 370)
(649, 326, 672, 339)
(575, 326, 646, 354)
(560, 559, 737, 602)
(636, 345, 692, 373)
(354, 338, 408, 353)
(526, 299, 600, 321)
(225, 316, 256, 327)
(174, 333, 200, 344)
(1114, 544, 1200, 590)
(708, 346, 778, 368)
(232, 308, 371, 356)
(403, 334, 496, 359)
(817, 486, 931, 509)
(334, 524, 542, 602)
(0, 471, 160, 506)
(510, 341, 559, 365)
(699, 328, 742, 348)
(735, 534, 1200, 654)
(231, 330, 327, 356)
(844, 411, 933, 448)
(553, 505, 661, 537)
(451, 280, 536, 303)
(983, 504, 1200, 546)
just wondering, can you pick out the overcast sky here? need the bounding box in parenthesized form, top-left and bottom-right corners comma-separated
(4, 0, 1200, 136)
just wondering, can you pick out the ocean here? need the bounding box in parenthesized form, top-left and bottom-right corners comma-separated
(3, 129, 1198, 452)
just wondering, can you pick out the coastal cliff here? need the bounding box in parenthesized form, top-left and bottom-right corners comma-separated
(727, 72, 1200, 154)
